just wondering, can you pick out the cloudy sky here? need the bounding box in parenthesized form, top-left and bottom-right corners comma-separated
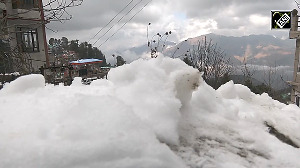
(45, 0, 296, 59)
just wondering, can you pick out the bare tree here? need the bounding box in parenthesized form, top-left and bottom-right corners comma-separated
(262, 63, 278, 94)
(147, 23, 172, 58)
(184, 36, 232, 88)
(241, 61, 256, 88)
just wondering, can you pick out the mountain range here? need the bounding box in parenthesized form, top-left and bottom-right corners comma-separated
(128, 33, 296, 67)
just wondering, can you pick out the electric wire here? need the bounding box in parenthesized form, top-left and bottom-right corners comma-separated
(92, 0, 143, 46)
(87, 0, 134, 43)
(98, 0, 152, 48)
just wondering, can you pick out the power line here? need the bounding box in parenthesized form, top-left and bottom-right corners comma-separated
(92, 0, 144, 46)
(98, 0, 152, 48)
(87, 0, 134, 43)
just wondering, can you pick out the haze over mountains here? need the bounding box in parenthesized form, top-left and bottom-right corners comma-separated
(127, 33, 295, 68)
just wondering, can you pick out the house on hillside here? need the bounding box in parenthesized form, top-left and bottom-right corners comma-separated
(0, 0, 50, 72)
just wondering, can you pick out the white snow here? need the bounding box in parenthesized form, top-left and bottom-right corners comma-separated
(0, 56, 300, 168)
(0, 72, 20, 76)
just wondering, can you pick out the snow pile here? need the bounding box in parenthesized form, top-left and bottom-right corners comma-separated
(108, 58, 200, 144)
(0, 74, 45, 94)
(0, 56, 300, 168)
(177, 80, 300, 167)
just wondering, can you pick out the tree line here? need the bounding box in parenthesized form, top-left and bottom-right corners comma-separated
(48, 37, 110, 67)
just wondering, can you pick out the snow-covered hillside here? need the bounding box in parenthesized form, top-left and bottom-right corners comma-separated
(0, 56, 300, 168)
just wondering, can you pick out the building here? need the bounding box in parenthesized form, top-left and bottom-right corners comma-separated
(0, 0, 49, 72)
(289, 9, 300, 106)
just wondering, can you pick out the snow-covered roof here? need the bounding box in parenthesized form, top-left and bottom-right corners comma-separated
(70, 59, 102, 65)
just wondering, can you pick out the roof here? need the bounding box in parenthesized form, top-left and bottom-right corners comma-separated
(70, 59, 103, 65)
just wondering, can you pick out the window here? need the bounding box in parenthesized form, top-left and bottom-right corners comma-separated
(12, 0, 39, 9)
(0, 10, 7, 34)
(16, 27, 39, 52)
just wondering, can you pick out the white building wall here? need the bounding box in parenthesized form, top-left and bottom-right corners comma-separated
(4, 0, 48, 71)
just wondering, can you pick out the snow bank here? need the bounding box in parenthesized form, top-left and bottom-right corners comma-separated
(0, 56, 196, 168)
(175, 80, 300, 168)
(108, 56, 200, 144)
(1, 56, 300, 168)
(0, 74, 45, 94)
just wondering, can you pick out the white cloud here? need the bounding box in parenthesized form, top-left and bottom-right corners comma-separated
(181, 19, 218, 40)
(249, 14, 269, 27)
(45, 0, 296, 55)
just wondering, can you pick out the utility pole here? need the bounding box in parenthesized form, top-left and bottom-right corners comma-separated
(39, 0, 50, 67)
(289, 9, 300, 105)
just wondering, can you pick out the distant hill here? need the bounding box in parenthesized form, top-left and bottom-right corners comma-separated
(163, 33, 295, 67)
(127, 33, 295, 67)
(128, 41, 176, 56)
